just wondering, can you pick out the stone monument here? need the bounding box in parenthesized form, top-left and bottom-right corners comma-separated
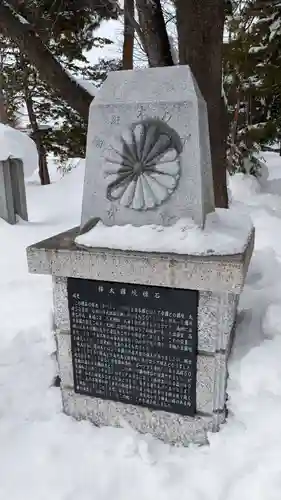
(81, 66, 214, 228)
(26, 66, 254, 446)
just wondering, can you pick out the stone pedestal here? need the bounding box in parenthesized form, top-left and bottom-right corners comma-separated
(27, 225, 254, 446)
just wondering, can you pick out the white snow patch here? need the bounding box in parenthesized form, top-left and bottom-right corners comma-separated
(270, 17, 281, 41)
(2, 152, 281, 499)
(249, 45, 267, 53)
(76, 79, 97, 97)
(229, 173, 261, 201)
(0, 123, 38, 177)
(76, 208, 253, 255)
(262, 303, 281, 339)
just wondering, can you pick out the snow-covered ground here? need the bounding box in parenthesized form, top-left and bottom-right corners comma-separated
(1, 153, 281, 500)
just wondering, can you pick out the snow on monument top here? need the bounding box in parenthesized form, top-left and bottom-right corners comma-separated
(81, 65, 215, 229)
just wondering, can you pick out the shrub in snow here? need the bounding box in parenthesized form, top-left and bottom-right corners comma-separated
(56, 157, 82, 176)
(228, 173, 261, 203)
(227, 137, 264, 178)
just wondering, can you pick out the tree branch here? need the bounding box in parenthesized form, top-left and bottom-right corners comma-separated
(135, 0, 174, 67)
(122, 0, 134, 69)
(79, 0, 147, 51)
(6, 0, 50, 41)
(0, 1, 92, 120)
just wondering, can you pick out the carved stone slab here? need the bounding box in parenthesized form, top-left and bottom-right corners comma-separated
(81, 66, 215, 228)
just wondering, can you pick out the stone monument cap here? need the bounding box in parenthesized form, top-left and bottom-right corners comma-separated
(81, 65, 215, 229)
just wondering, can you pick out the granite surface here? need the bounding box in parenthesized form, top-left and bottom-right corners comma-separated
(81, 66, 215, 228)
(27, 226, 255, 294)
(61, 388, 226, 446)
(26, 216, 255, 446)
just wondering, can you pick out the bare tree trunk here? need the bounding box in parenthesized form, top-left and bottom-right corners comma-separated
(0, 79, 8, 124)
(123, 0, 135, 69)
(176, 0, 228, 208)
(0, 40, 8, 124)
(232, 95, 241, 145)
(227, 94, 240, 173)
(25, 87, 50, 185)
(36, 135, 50, 185)
(135, 0, 174, 67)
(0, 2, 92, 120)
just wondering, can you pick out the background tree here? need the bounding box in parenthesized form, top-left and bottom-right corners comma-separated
(224, 0, 281, 173)
(0, 0, 118, 119)
(0, 0, 120, 183)
(122, 0, 135, 69)
(0, 0, 230, 204)
(131, 0, 229, 207)
(3, 0, 278, 201)
(176, 0, 228, 207)
(135, 0, 174, 67)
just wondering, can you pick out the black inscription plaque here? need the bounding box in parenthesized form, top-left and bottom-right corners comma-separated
(67, 278, 198, 416)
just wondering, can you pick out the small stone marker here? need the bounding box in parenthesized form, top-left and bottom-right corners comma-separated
(26, 65, 254, 446)
(0, 158, 28, 224)
(81, 65, 214, 228)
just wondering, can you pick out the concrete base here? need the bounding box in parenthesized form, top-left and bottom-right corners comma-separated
(62, 388, 225, 446)
(27, 225, 254, 445)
